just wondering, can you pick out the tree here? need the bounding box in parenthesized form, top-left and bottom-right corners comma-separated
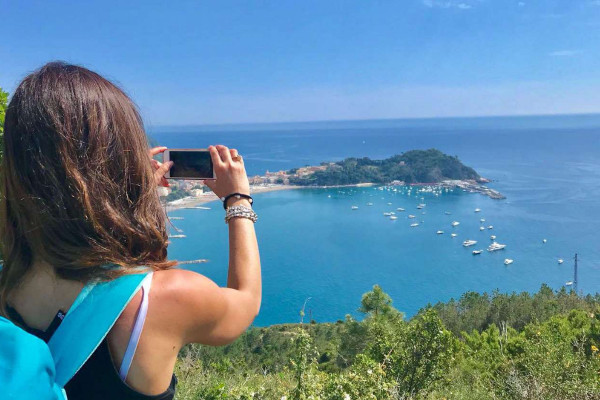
(359, 285, 394, 317)
(0, 87, 8, 160)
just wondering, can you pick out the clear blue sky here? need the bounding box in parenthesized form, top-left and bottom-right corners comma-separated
(2, 0, 600, 125)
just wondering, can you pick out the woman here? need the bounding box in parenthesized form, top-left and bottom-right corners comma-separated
(0, 62, 261, 399)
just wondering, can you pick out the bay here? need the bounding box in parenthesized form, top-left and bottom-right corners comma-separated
(152, 115, 600, 326)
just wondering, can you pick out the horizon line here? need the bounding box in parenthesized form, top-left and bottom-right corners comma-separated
(147, 111, 600, 130)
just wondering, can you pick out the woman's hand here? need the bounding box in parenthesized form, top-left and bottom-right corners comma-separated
(149, 146, 173, 187)
(202, 145, 250, 199)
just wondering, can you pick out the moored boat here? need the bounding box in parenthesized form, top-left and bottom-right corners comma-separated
(488, 242, 506, 252)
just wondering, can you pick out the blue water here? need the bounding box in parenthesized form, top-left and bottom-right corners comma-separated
(152, 115, 600, 326)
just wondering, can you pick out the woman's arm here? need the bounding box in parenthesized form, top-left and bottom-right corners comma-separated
(150, 145, 262, 346)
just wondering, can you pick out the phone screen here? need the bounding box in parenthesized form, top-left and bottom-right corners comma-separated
(168, 150, 213, 179)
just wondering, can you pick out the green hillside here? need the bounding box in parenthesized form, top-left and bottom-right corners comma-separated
(288, 149, 481, 186)
(175, 284, 600, 399)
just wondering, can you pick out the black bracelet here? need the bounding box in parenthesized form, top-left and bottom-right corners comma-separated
(221, 192, 253, 209)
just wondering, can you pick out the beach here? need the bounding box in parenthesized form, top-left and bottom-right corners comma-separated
(165, 184, 304, 211)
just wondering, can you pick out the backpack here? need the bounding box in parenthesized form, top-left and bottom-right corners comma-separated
(0, 271, 149, 399)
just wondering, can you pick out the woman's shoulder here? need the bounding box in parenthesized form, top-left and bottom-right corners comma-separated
(149, 268, 258, 346)
(145, 269, 228, 343)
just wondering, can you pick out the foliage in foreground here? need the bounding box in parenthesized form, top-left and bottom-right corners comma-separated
(0, 87, 7, 159)
(175, 284, 600, 399)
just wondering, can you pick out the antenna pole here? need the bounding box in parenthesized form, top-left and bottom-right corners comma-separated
(574, 253, 578, 294)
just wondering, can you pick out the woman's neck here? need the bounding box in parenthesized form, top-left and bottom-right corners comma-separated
(9, 261, 84, 331)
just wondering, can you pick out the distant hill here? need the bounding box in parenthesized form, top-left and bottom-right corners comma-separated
(288, 149, 481, 186)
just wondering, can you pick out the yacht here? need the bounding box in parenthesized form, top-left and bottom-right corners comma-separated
(390, 215, 398, 220)
(168, 234, 187, 238)
(475, 208, 481, 213)
(480, 218, 486, 223)
(367, 202, 373, 206)
(542, 239, 547, 243)
(397, 207, 405, 211)
(487, 242, 507, 252)
(387, 202, 392, 205)
(451, 233, 458, 238)
(463, 240, 478, 247)
(472, 250, 483, 255)
(436, 230, 444, 235)
(408, 214, 416, 219)
(490, 235, 497, 240)
(410, 223, 419, 227)
(383, 212, 392, 216)
(444, 211, 452, 215)
(558, 259, 564, 264)
(488, 225, 494, 230)
(504, 259, 514, 265)
(479, 226, 485, 231)
(451, 221, 460, 227)
(565, 281, 573, 286)
(417, 203, 426, 209)
(351, 206, 359, 210)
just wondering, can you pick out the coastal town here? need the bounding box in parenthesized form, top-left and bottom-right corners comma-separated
(160, 161, 505, 211)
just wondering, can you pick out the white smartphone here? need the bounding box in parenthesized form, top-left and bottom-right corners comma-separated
(163, 149, 215, 180)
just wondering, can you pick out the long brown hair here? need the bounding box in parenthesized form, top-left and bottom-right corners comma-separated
(0, 62, 174, 313)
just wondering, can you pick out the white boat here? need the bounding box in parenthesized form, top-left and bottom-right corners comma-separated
(479, 226, 485, 231)
(558, 259, 564, 264)
(444, 211, 451, 215)
(463, 240, 478, 247)
(437, 230, 444, 234)
(383, 212, 392, 216)
(451, 233, 458, 238)
(168, 234, 187, 238)
(351, 206, 359, 210)
(367, 202, 373, 206)
(488, 242, 507, 252)
(565, 281, 573, 286)
(488, 225, 494, 230)
(408, 214, 416, 219)
(472, 250, 483, 255)
(480, 218, 486, 223)
(542, 239, 547, 243)
(410, 223, 419, 227)
(451, 221, 460, 227)
(504, 259, 514, 265)
(327, 195, 331, 198)
(397, 207, 405, 211)
(417, 203, 426, 209)
(490, 235, 497, 240)
(475, 208, 481, 213)
(390, 216, 398, 220)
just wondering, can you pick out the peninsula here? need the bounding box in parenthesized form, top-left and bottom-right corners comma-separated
(287, 149, 483, 186)
(161, 149, 504, 209)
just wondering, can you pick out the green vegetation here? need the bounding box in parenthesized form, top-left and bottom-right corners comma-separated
(166, 188, 189, 202)
(288, 149, 481, 186)
(176, 285, 600, 399)
(0, 87, 8, 160)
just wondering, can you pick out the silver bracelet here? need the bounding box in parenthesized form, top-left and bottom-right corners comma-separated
(225, 205, 258, 224)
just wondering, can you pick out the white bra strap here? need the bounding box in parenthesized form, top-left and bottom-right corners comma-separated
(118, 272, 153, 381)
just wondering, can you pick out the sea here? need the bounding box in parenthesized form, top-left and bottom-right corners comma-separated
(150, 115, 600, 326)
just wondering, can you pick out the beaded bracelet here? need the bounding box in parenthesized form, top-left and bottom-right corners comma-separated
(225, 205, 258, 224)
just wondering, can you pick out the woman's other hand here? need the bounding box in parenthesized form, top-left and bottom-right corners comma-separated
(202, 145, 250, 198)
(149, 146, 173, 187)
